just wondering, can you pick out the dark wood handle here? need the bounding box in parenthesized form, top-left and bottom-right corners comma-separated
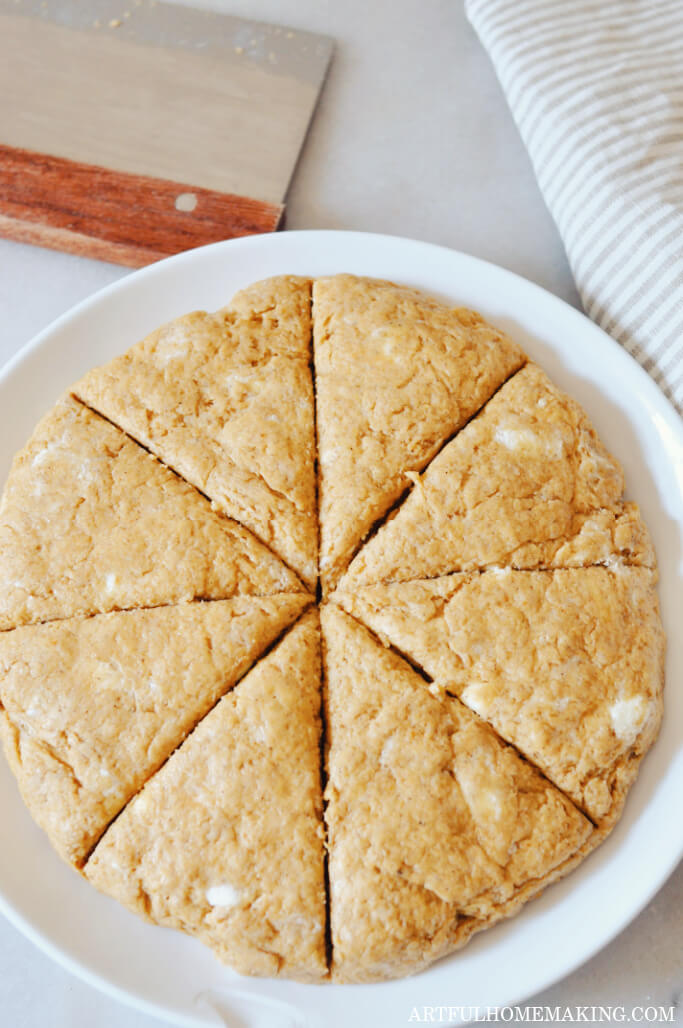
(0, 145, 283, 267)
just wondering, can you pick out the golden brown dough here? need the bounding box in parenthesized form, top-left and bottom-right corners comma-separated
(86, 611, 327, 982)
(313, 275, 525, 592)
(0, 397, 305, 631)
(0, 593, 309, 866)
(0, 272, 665, 986)
(322, 605, 592, 982)
(73, 277, 318, 589)
(340, 363, 654, 590)
(336, 567, 664, 825)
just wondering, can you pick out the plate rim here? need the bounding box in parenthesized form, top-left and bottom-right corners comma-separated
(2, 229, 681, 437)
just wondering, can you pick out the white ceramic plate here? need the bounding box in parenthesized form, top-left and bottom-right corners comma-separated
(0, 231, 681, 1028)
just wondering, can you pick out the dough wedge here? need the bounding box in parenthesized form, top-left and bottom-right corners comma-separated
(0, 593, 310, 866)
(0, 398, 305, 631)
(322, 605, 593, 982)
(313, 276, 525, 592)
(336, 567, 665, 826)
(73, 276, 318, 589)
(340, 363, 654, 591)
(86, 610, 327, 983)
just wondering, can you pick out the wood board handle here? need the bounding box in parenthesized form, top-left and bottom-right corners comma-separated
(0, 145, 284, 267)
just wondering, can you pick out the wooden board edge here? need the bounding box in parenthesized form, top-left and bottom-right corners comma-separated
(0, 145, 284, 267)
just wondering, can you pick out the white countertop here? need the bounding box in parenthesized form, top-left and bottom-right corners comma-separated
(0, 1, 680, 1024)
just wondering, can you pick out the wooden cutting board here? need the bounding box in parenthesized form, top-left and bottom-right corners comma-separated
(0, 0, 333, 266)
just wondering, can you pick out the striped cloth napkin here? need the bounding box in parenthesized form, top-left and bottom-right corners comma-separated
(466, 0, 683, 415)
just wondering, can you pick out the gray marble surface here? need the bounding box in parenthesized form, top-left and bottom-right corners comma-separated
(0, 0, 680, 1024)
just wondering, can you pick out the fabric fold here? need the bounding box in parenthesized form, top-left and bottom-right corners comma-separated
(466, 0, 683, 413)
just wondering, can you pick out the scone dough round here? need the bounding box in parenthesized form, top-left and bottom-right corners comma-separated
(0, 275, 665, 984)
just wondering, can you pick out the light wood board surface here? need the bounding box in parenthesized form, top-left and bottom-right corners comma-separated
(0, 0, 332, 263)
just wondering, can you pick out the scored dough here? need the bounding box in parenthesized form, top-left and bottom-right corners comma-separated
(339, 362, 654, 591)
(336, 567, 664, 826)
(86, 610, 327, 983)
(0, 273, 666, 984)
(322, 605, 593, 983)
(313, 275, 525, 592)
(73, 276, 318, 589)
(0, 593, 309, 867)
(0, 397, 306, 631)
